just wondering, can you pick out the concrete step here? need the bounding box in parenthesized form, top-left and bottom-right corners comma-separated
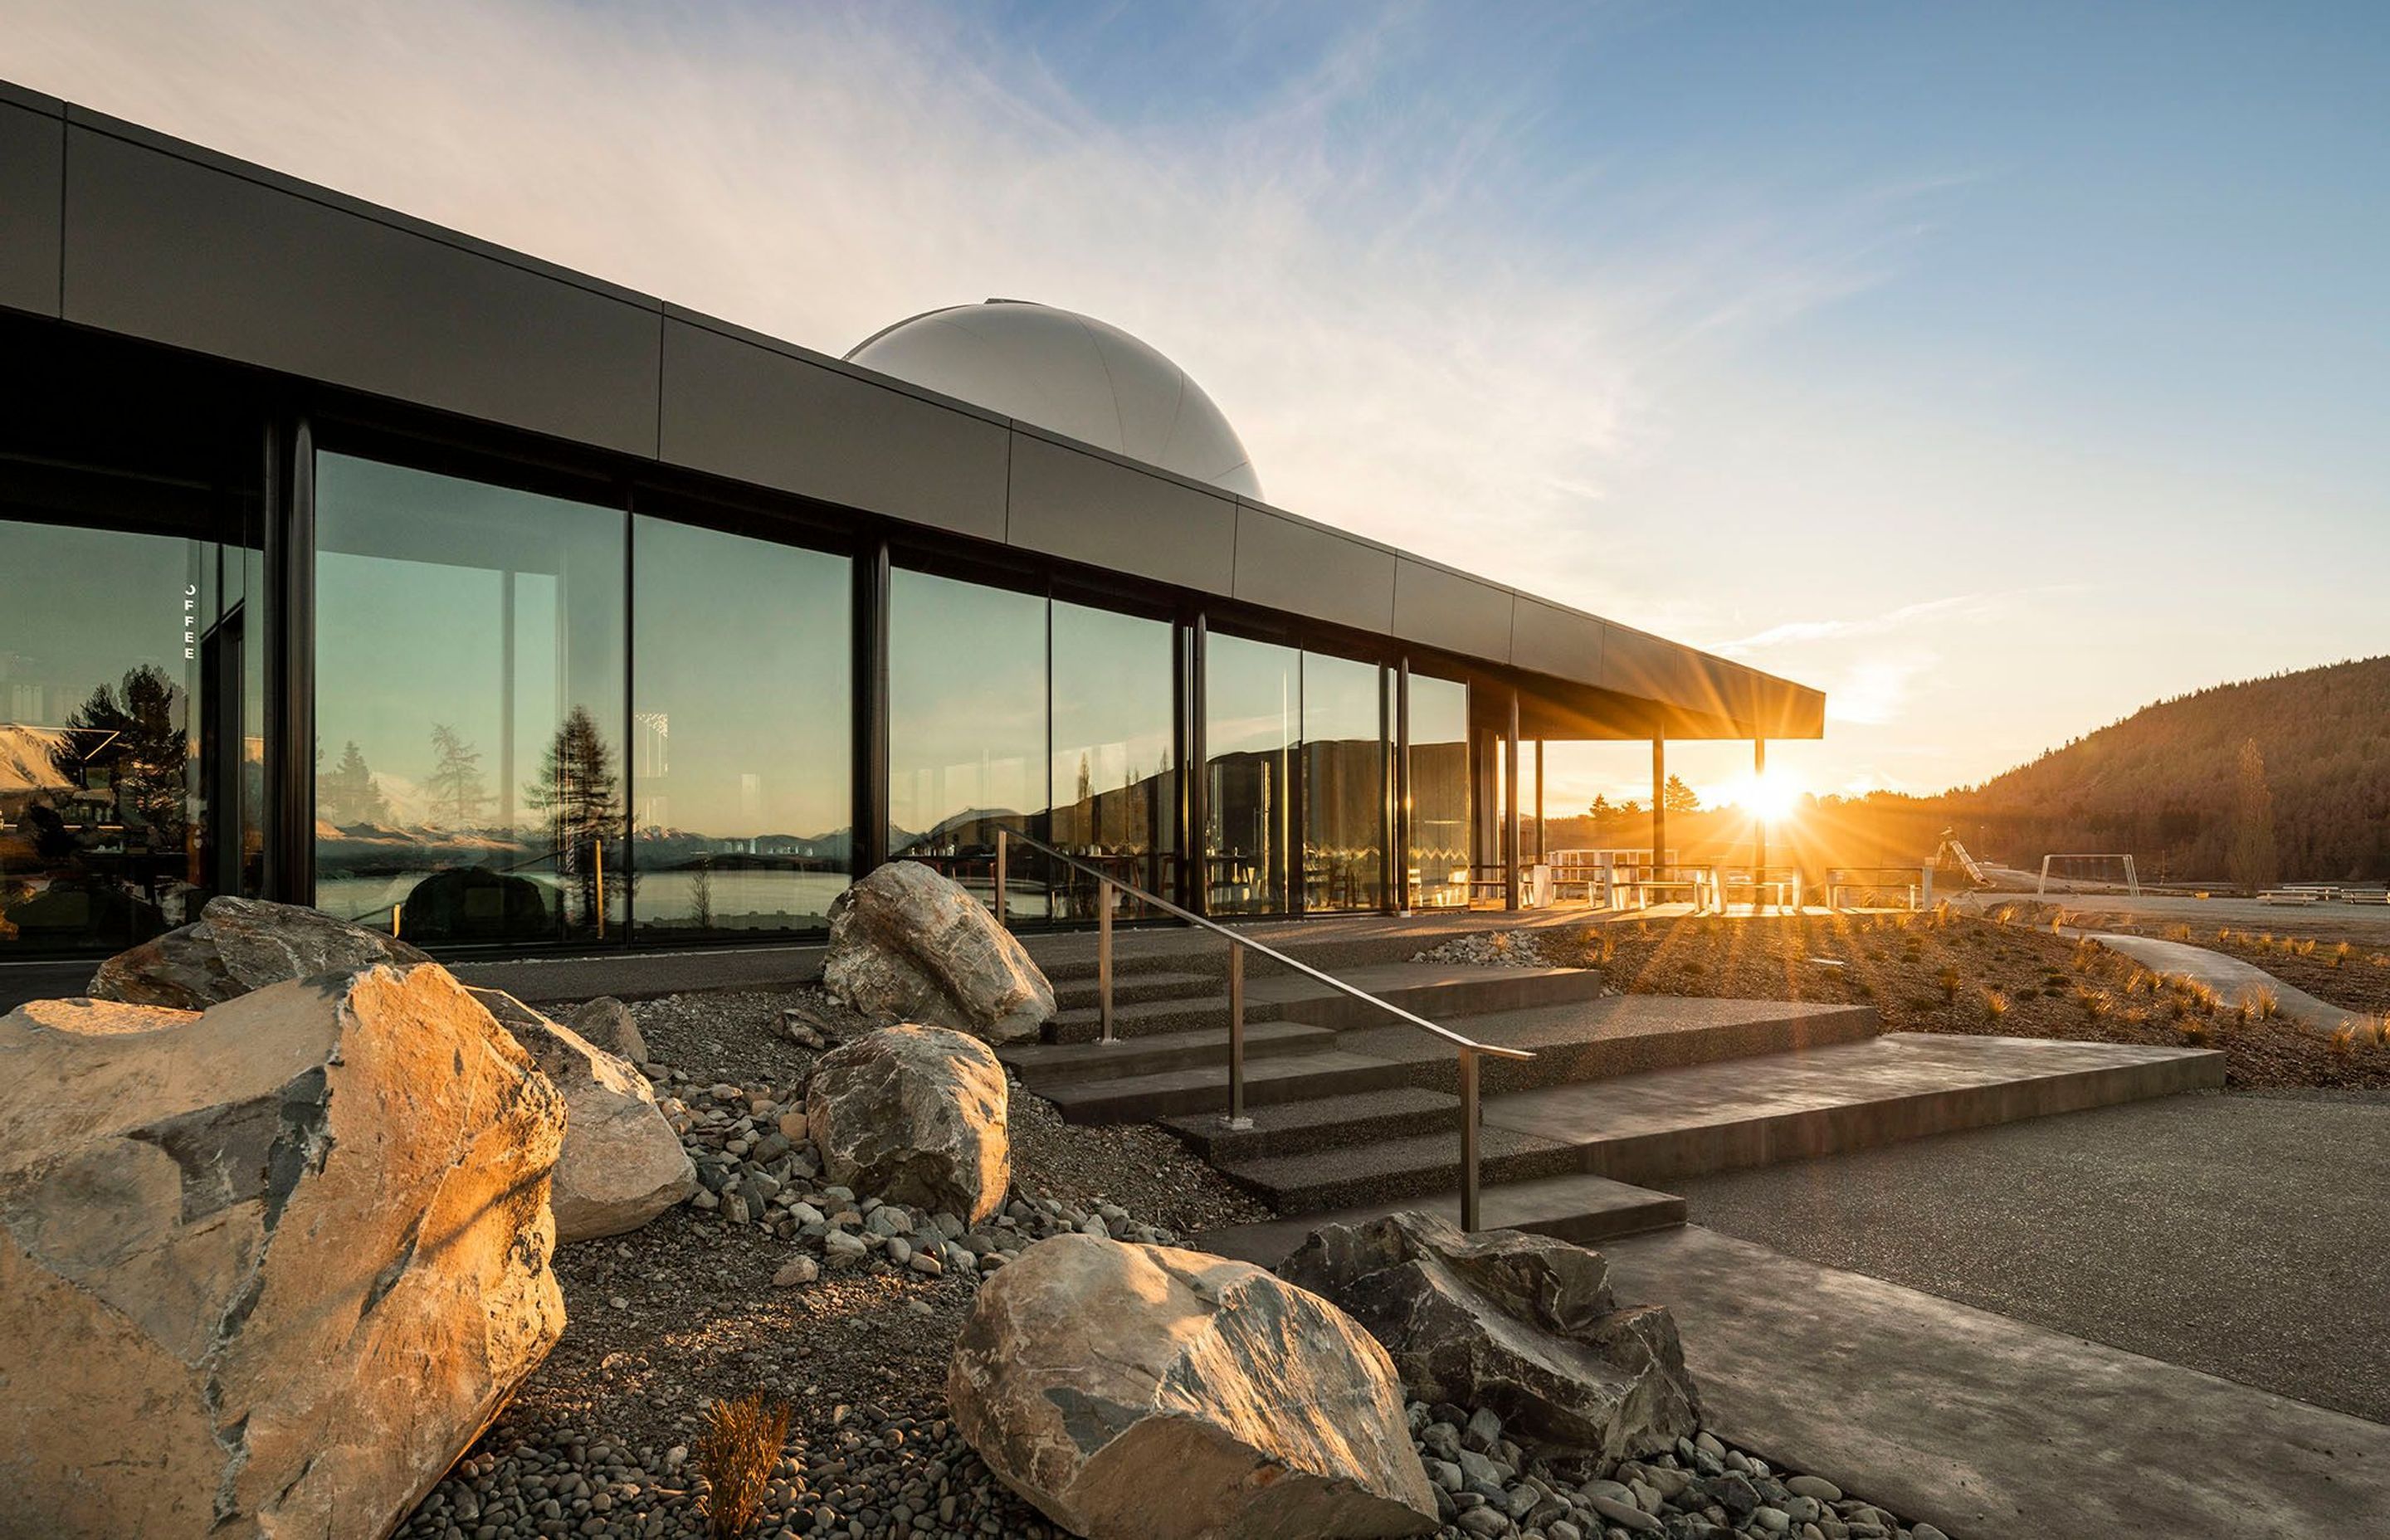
(1215, 1031, 2223, 1216)
(1337, 997, 1883, 1094)
(1160, 1086, 1464, 1161)
(1045, 962, 1608, 1044)
(1036, 1050, 1414, 1124)
(1197, 1173, 1689, 1269)
(998, 1020, 1337, 1088)
(1482, 1032, 2227, 1190)
(1217, 1124, 1588, 1212)
(1051, 969, 1218, 1011)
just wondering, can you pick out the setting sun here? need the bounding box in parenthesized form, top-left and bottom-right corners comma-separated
(1732, 770, 1803, 823)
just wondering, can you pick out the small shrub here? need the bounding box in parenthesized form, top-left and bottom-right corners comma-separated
(2071, 938, 2101, 972)
(2243, 986, 2280, 1021)
(1937, 965, 1962, 1004)
(2180, 1017, 2216, 1045)
(698, 1391, 793, 1540)
(2329, 1025, 2356, 1063)
(1980, 986, 2011, 1019)
(2163, 923, 2193, 943)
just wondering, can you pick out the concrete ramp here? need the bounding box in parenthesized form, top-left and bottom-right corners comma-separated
(1604, 1226, 2390, 1540)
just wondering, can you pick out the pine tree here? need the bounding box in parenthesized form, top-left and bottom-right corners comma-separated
(1663, 774, 1701, 814)
(64, 665, 189, 839)
(319, 739, 389, 826)
(424, 724, 490, 828)
(2228, 738, 2279, 891)
(1588, 793, 1614, 821)
(526, 706, 622, 928)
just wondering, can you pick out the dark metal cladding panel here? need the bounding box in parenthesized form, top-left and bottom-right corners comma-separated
(1006, 431, 1236, 593)
(1391, 558, 1517, 662)
(1602, 626, 1724, 722)
(61, 124, 662, 456)
(661, 316, 1009, 541)
(1510, 596, 1605, 687)
(1232, 506, 1397, 632)
(0, 100, 63, 317)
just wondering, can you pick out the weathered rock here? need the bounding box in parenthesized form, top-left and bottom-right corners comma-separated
(948, 1234, 1439, 1540)
(0, 965, 568, 1538)
(564, 996, 648, 1066)
(806, 1025, 1009, 1225)
(822, 860, 1054, 1043)
(1279, 1211, 1700, 1466)
(86, 894, 432, 1010)
(471, 990, 696, 1243)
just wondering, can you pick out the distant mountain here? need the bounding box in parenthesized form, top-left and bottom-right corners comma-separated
(1947, 655, 2390, 883)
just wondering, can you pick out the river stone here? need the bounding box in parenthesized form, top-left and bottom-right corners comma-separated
(85, 894, 432, 1010)
(807, 1025, 1009, 1224)
(564, 996, 648, 1067)
(470, 989, 697, 1243)
(948, 1234, 1439, 1540)
(822, 860, 1054, 1043)
(0, 965, 568, 1538)
(1280, 1211, 1700, 1467)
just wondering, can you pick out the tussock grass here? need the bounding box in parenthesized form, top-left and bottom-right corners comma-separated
(1937, 965, 1962, 1004)
(1980, 986, 2011, 1019)
(697, 1391, 793, 1540)
(2163, 923, 2194, 943)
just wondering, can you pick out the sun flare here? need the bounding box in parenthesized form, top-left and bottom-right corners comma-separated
(1733, 769, 1802, 823)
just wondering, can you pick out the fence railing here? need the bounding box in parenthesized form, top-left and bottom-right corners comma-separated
(990, 827, 1534, 1231)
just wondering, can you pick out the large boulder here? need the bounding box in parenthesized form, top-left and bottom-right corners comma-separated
(806, 1024, 1008, 1225)
(822, 860, 1054, 1043)
(565, 995, 649, 1067)
(1280, 1211, 1700, 1468)
(0, 965, 568, 1538)
(949, 1234, 1438, 1540)
(471, 989, 695, 1243)
(86, 894, 432, 1010)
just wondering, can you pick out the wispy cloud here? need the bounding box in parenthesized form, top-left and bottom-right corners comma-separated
(2, 0, 1932, 619)
(1712, 592, 1998, 657)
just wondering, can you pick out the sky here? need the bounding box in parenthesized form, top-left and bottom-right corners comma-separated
(8, 0, 2387, 811)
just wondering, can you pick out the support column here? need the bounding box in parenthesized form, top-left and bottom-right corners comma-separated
(854, 538, 890, 875)
(1650, 735, 1666, 889)
(1752, 738, 1768, 910)
(1188, 612, 1209, 916)
(1505, 688, 1521, 911)
(1534, 738, 1545, 865)
(263, 415, 315, 904)
(1394, 655, 1412, 914)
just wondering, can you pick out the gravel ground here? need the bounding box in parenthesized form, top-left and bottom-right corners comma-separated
(1527, 910, 2390, 1089)
(1669, 1088, 2390, 1425)
(398, 985, 1268, 1540)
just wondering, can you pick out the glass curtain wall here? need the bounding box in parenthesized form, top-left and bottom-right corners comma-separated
(315, 454, 627, 946)
(1050, 600, 1175, 919)
(0, 517, 240, 953)
(1302, 651, 1386, 911)
(631, 515, 851, 938)
(1407, 673, 1471, 908)
(888, 568, 1049, 915)
(1204, 632, 1298, 914)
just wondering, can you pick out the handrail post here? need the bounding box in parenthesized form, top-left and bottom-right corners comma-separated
(1458, 1047, 1480, 1233)
(993, 827, 1007, 928)
(1225, 946, 1251, 1128)
(1098, 877, 1116, 1044)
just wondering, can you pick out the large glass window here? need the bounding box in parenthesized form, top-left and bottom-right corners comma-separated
(889, 568, 1047, 914)
(1304, 651, 1387, 911)
(1205, 632, 1298, 914)
(0, 518, 234, 954)
(1407, 673, 1471, 908)
(631, 515, 851, 938)
(315, 454, 627, 946)
(1051, 600, 1175, 919)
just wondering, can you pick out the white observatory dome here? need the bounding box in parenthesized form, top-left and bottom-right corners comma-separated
(846, 300, 1261, 499)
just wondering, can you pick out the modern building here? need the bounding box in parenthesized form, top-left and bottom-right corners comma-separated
(0, 80, 1822, 966)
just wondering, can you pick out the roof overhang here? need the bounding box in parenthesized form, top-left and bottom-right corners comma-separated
(0, 77, 1824, 741)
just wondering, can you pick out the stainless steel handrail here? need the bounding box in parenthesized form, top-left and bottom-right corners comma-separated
(986, 828, 1533, 1231)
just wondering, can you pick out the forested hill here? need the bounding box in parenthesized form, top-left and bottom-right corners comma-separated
(1948, 655, 2390, 883)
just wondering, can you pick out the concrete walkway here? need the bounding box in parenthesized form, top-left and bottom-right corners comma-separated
(1603, 1225, 2390, 1540)
(2090, 932, 2360, 1034)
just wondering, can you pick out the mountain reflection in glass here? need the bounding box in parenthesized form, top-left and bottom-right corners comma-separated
(1407, 673, 1471, 908)
(1205, 632, 1298, 914)
(1050, 600, 1175, 919)
(1304, 651, 1386, 911)
(313, 454, 626, 945)
(632, 515, 851, 937)
(888, 568, 1048, 915)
